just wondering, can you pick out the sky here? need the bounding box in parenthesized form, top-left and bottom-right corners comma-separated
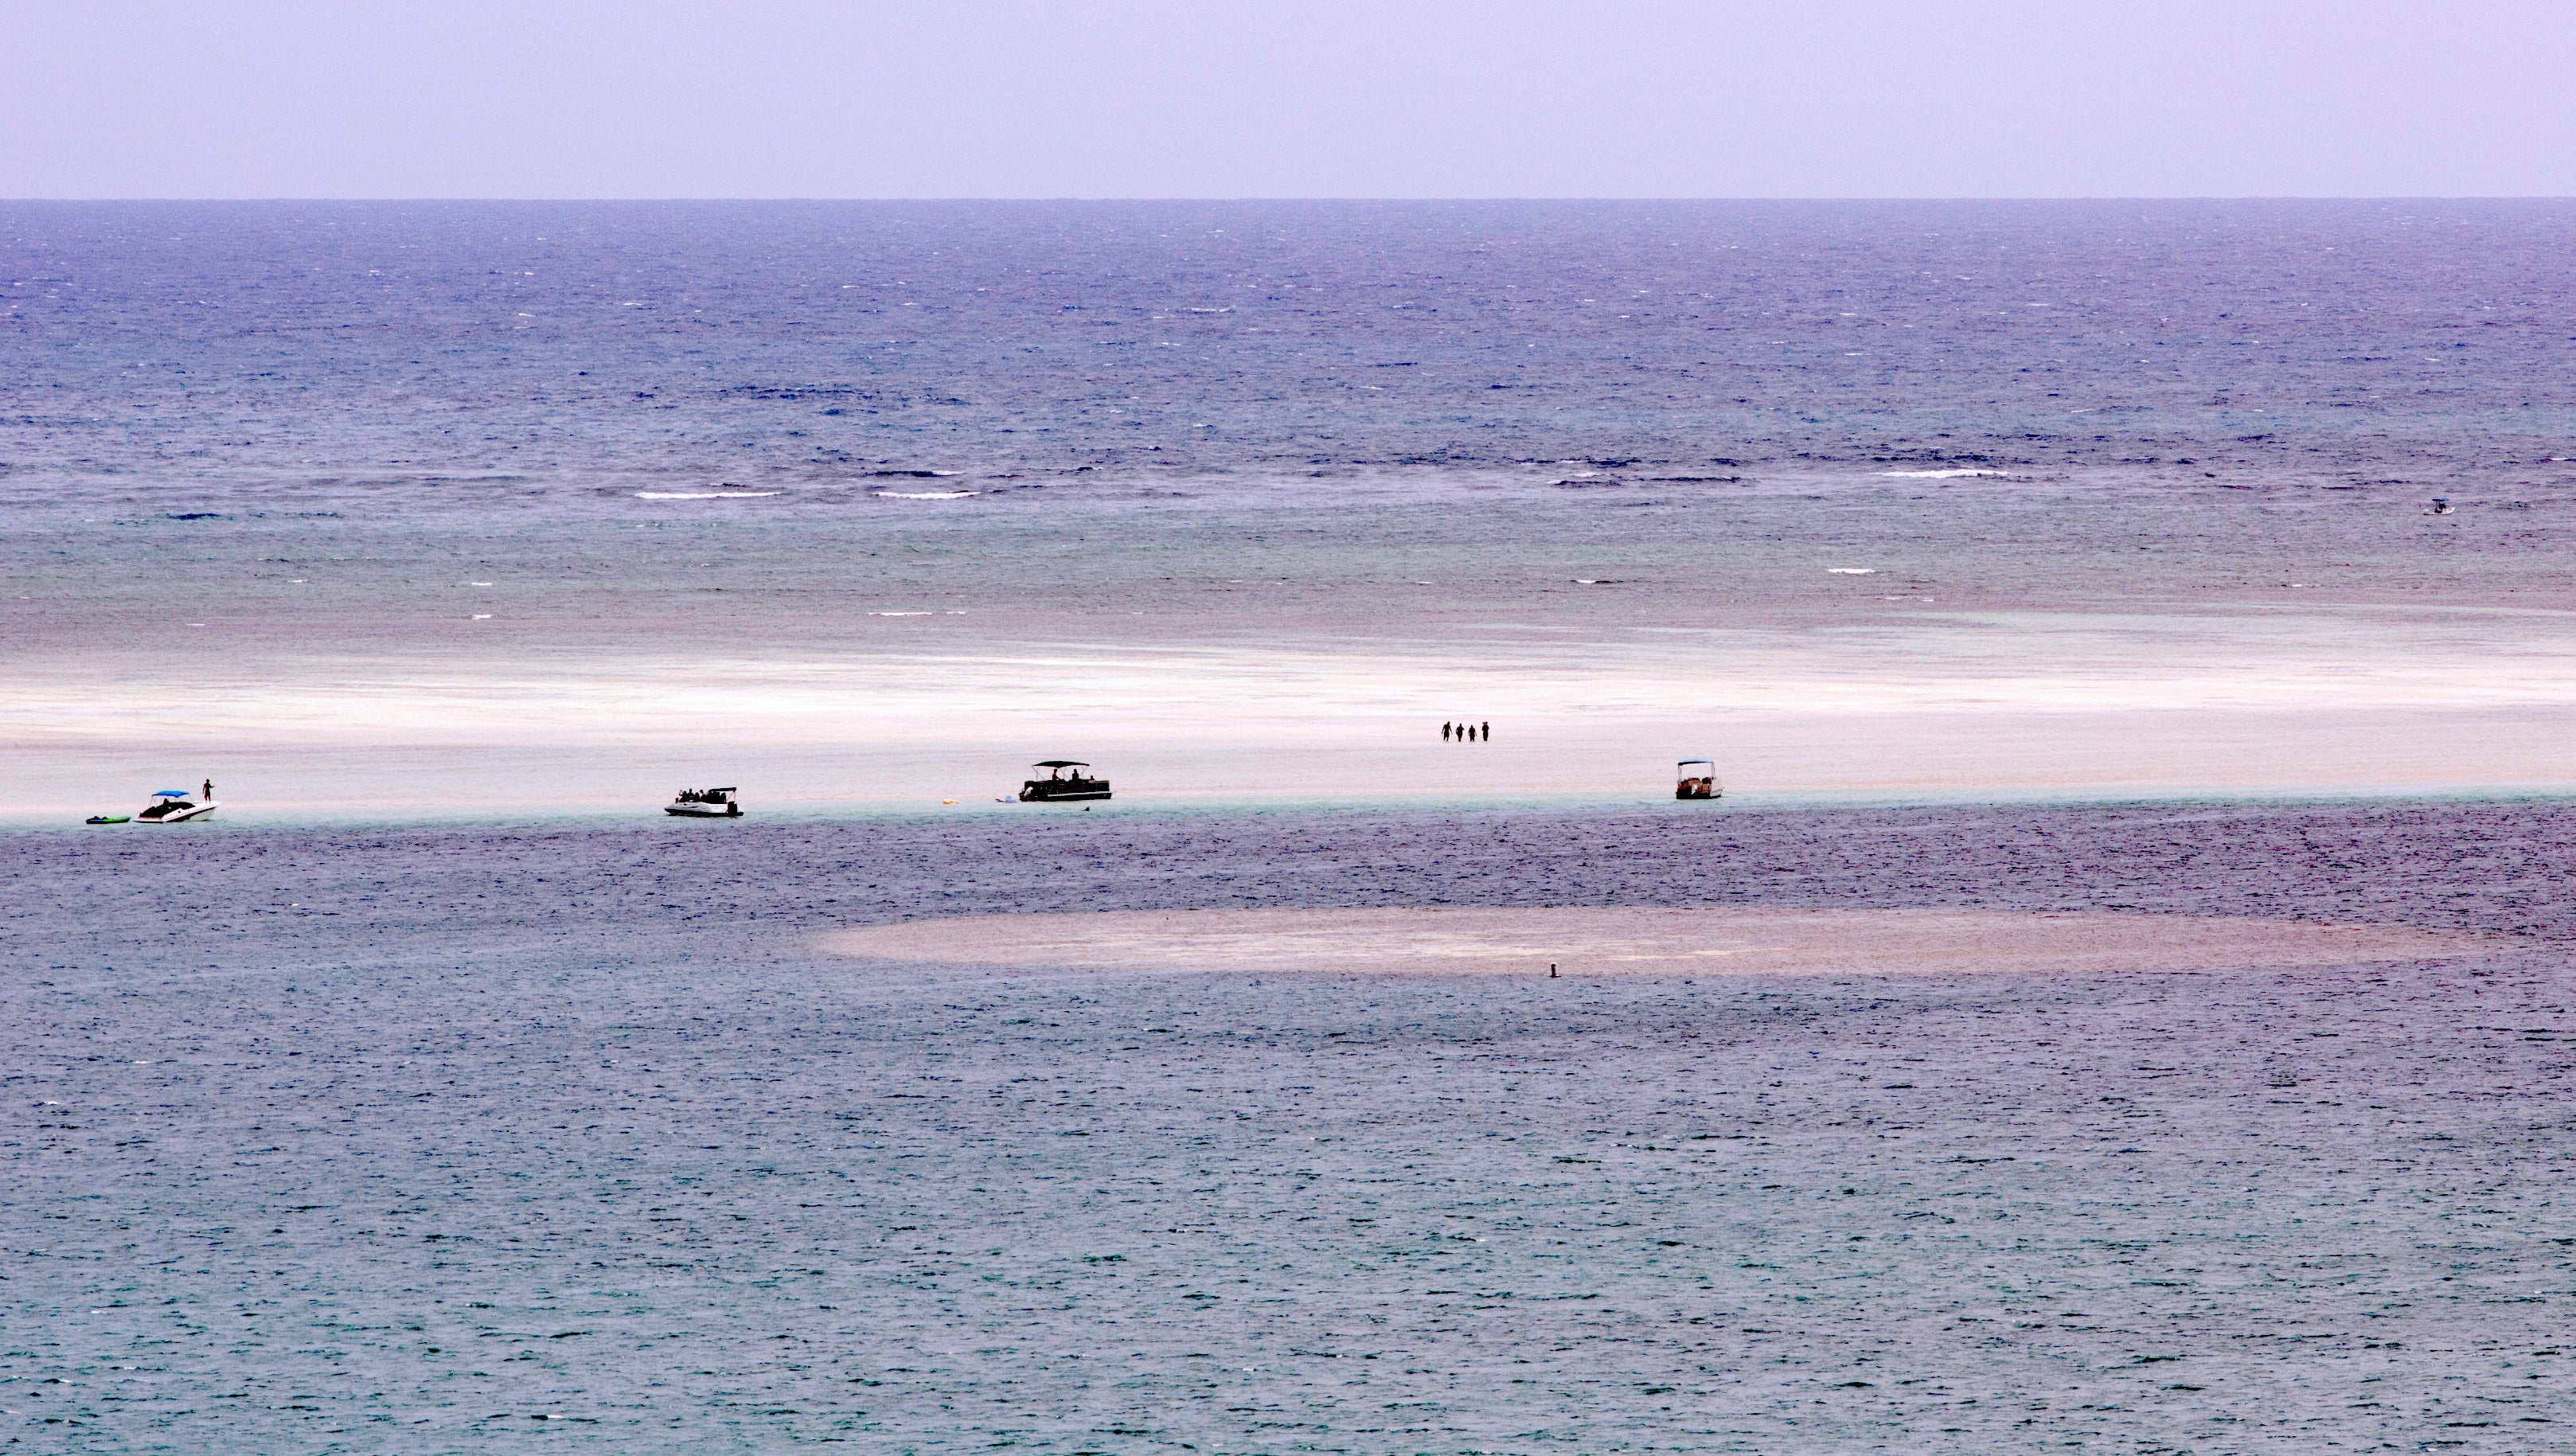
(4, 1, 2572, 199)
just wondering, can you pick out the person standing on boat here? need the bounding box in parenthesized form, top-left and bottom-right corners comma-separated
(202, 778, 213, 802)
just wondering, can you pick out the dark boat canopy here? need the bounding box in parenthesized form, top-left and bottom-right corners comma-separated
(1677, 759, 1713, 767)
(1032, 759, 1090, 768)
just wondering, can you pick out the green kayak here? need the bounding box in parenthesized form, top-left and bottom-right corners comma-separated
(84, 815, 130, 825)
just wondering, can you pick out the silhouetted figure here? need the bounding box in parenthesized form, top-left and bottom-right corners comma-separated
(1442, 722, 1452, 741)
(1480, 722, 1489, 742)
(202, 778, 213, 802)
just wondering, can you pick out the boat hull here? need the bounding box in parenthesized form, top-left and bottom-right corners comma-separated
(665, 804, 743, 818)
(139, 802, 217, 823)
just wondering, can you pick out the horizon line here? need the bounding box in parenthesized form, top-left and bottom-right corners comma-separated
(7, 193, 2576, 205)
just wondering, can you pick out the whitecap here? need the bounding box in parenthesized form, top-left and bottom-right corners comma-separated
(1879, 469, 2008, 478)
(634, 490, 782, 499)
(1827, 568, 1875, 575)
(875, 490, 979, 500)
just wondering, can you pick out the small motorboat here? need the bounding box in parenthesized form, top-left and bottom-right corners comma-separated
(1676, 759, 1722, 801)
(1019, 759, 1110, 802)
(666, 787, 743, 818)
(135, 790, 217, 823)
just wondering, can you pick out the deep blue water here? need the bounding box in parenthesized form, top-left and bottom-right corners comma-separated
(7, 200, 2575, 499)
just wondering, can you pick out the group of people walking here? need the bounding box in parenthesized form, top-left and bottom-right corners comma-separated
(1443, 720, 1490, 743)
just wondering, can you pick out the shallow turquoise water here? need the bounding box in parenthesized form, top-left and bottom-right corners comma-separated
(6, 802, 2570, 1450)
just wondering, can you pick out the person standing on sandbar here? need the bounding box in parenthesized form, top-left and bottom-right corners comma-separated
(1481, 721, 1489, 742)
(1442, 721, 1452, 741)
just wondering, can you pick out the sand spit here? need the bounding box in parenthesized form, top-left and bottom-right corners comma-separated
(823, 906, 2479, 977)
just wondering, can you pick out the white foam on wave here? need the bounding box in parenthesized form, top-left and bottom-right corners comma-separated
(634, 491, 783, 500)
(1827, 567, 1876, 575)
(1880, 469, 2008, 479)
(875, 490, 979, 500)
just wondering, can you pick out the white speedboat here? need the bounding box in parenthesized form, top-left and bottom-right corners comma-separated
(134, 790, 217, 823)
(666, 787, 743, 818)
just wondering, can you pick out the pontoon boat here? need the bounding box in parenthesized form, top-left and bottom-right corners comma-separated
(666, 787, 744, 818)
(1019, 760, 1111, 802)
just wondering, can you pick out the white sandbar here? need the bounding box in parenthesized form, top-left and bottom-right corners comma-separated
(822, 907, 2477, 977)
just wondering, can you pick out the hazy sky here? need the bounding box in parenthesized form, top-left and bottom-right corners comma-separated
(6, 1, 2571, 198)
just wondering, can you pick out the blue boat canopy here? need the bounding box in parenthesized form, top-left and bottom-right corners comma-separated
(153, 789, 189, 797)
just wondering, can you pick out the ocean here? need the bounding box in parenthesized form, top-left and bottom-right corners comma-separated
(6, 801, 2573, 1450)
(7, 201, 2575, 814)
(9, 199, 2576, 486)
(4, 202, 2574, 1449)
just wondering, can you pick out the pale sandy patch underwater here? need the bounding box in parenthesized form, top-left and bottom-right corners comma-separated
(14, 485, 2576, 814)
(827, 905, 2482, 976)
